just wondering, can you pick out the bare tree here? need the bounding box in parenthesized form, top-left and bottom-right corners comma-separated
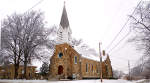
(142, 57, 150, 78)
(71, 38, 82, 46)
(1, 13, 25, 78)
(112, 69, 124, 79)
(129, 2, 150, 54)
(129, 1, 150, 78)
(21, 11, 48, 79)
(40, 62, 49, 78)
(1, 11, 54, 79)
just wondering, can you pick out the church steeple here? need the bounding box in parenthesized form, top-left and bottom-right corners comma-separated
(60, 2, 69, 28)
(56, 2, 72, 45)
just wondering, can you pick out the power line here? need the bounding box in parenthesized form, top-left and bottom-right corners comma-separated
(105, 0, 143, 51)
(109, 41, 127, 55)
(108, 29, 131, 53)
(110, 56, 129, 61)
(25, 0, 45, 13)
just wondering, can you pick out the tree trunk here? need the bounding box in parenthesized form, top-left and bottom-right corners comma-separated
(23, 50, 28, 79)
(23, 58, 27, 79)
(14, 64, 19, 79)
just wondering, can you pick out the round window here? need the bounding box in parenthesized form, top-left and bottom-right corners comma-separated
(58, 52, 63, 58)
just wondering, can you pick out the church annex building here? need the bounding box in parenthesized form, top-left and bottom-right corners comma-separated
(49, 4, 113, 80)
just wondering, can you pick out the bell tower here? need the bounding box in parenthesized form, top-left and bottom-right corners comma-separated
(56, 2, 72, 44)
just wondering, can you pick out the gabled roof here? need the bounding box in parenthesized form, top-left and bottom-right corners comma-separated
(60, 4, 70, 28)
(74, 46, 109, 62)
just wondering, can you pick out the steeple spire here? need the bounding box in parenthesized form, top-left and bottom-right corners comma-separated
(56, 1, 72, 45)
(60, 2, 69, 28)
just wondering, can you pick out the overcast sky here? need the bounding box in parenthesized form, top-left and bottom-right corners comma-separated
(0, 0, 144, 73)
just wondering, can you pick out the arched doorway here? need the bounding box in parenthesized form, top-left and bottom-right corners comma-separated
(58, 65, 63, 75)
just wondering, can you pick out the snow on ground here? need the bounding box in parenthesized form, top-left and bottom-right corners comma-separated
(0, 79, 144, 83)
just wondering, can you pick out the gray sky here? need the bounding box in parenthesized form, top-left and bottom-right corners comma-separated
(0, 0, 143, 73)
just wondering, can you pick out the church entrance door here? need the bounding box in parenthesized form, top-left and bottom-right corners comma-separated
(58, 65, 63, 75)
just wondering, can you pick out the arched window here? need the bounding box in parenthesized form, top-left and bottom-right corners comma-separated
(86, 63, 88, 72)
(92, 65, 93, 72)
(74, 56, 77, 64)
(58, 52, 63, 58)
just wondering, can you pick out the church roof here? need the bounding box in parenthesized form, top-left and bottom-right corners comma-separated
(60, 4, 70, 28)
(74, 46, 108, 62)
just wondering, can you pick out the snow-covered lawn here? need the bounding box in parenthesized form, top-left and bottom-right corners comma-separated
(0, 79, 149, 83)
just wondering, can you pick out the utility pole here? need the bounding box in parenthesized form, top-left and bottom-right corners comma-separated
(128, 60, 131, 80)
(99, 42, 103, 82)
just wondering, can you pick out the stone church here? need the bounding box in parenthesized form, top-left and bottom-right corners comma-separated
(49, 4, 113, 80)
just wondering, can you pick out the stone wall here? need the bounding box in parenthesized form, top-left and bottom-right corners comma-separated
(50, 43, 81, 79)
(81, 58, 100, 78)
(0, 64, 36, 79)
(49, 43, 113, 79)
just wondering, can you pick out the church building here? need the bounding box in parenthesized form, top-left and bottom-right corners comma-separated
(49, 3, 113, 80)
